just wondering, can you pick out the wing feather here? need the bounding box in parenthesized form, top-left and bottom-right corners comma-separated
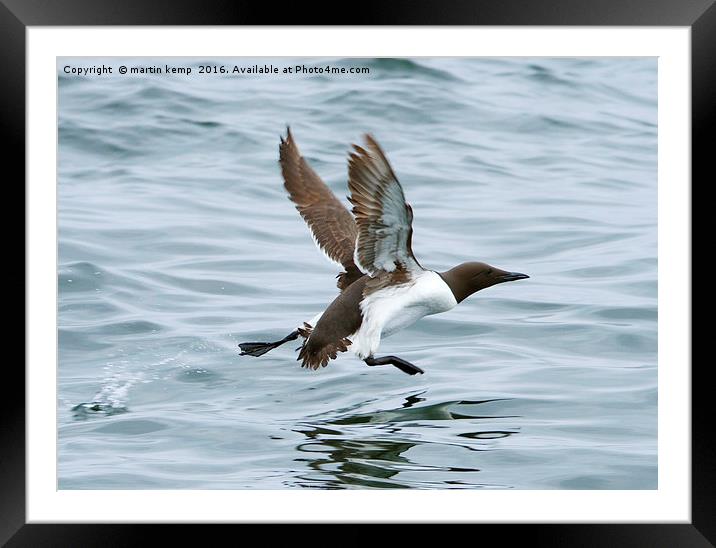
(279, 128, 362, 290)
(347, 135, 422, 276)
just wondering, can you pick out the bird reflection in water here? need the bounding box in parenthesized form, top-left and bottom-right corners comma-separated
(290, 393, 519, 489)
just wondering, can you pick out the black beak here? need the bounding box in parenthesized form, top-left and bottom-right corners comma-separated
(498, 272, 529, 283)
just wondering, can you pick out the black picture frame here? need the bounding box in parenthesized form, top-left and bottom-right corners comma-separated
(7, 0, 708, 544)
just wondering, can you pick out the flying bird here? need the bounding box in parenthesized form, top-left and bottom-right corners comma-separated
(239, 128, 528, 375)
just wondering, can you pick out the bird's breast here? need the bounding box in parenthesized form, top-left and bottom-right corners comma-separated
(360, 270, 458, 338)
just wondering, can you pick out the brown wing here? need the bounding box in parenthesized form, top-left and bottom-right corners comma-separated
(347, 134, 422, 277)
(279, 128, 362, 290)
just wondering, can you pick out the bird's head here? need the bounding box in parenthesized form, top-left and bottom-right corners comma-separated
(439, 261, 529, 303)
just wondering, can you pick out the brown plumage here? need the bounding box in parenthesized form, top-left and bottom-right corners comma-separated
(279, 128, 363, 290)
(297, 276, 369, 369)
(347, 135, 421, 276)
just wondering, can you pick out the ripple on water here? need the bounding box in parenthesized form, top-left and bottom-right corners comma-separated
(93, 419, 169, 435)
(175, 367, 221, 383)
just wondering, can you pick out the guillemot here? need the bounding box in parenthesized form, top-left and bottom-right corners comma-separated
(239, 128, 528, 375)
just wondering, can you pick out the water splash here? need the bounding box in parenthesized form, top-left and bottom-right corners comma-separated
(72, 347, 190, 419)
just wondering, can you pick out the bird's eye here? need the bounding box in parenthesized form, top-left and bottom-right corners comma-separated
(487, 268, 494, 275)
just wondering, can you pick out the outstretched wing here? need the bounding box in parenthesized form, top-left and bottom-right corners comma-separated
(279, 128, 363, 290)
(347, 134, 422, 277)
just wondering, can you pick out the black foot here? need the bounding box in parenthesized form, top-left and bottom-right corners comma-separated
(365, 355, 424, 376)
(238, 342, 279, 357)
(239, 330, 299, 357)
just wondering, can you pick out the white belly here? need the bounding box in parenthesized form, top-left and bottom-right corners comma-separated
(350, 270, 457, 359)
